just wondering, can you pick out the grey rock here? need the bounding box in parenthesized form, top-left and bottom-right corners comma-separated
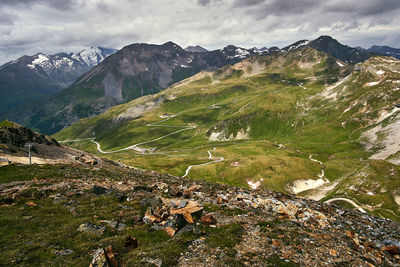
(77, 223, 105, 236)
(174, 225, 197, 238)
(165, 214, 186, 230)
(171, 199, 188, 209)
(141, 257, 162, 267)
(92, 186, 109, 195)
(149, 224, 165, 231)
(117, 223, 127, 231)
(140, 197, 163, 208)
(54, 249, 73, 256)
(89, 248, 108, 267)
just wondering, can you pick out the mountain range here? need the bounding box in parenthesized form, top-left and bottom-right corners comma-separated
(184, 45, 208, 53)
(282, 36, 378, 63)
(3, 42, 269, 134)
(3, 35, 390, 136)
(357, 45, 400, 60)
(0, 47, 116, 113)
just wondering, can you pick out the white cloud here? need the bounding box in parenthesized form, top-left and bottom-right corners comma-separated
(0, 0, 400, 64)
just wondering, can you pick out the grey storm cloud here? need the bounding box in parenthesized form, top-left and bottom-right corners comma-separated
(324, 0, 400, 16)
(245, 0, 322, 20)
(0, 0, 76, 10)
(0, 0, 399, 65)
(197, 0, 211, 6)
(233, 0, 400, 19)
(197, 0, 222, 6)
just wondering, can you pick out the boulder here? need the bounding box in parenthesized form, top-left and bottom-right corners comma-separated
(89, 248, 108, 267)
(77, 223, 105, 236)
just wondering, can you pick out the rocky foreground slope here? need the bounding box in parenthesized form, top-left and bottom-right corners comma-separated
(1, 161, 399, 266)
(0, 120, 103, 166)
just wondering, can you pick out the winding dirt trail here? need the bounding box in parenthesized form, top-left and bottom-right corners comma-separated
(325, 198, 367, 213)
(182, 148, 224, 178)
(59, 110, 224, 176)
(61, 112, 197, 154)
(290, 155, 329, 195)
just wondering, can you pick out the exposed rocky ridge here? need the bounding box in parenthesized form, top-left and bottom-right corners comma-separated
(0, 162, 399, 266)
(185, 45, 208, 53)
(358, 45, 400, 60)
(283, 35, 379, 63)
(0, 121, 108, 166)
(0, 121, 59, 148)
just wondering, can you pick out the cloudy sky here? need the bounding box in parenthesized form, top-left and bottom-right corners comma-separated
(1, 0, 400, 64)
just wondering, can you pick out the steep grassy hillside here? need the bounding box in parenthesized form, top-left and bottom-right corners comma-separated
(55, 47, 400, 221)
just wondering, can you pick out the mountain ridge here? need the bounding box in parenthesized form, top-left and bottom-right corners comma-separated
(357, 45, 400, 60)
(3, 35, 387, 135)
(5, 41, 264, 135)
(283, 35, 379, 63)
(184, 45, 208, 53)
(0, 47, 116, 113)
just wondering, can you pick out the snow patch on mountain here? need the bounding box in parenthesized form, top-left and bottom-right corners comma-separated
(78, 47, 104, 66)
(234, 48, 250, 58)
(366, 81, 380, 86)
(27, 54, 50, 70)
(336, 61, 345, 67)
(287, 40, 310, 51)
(25, 47, 115, 74)
(376, 70, 385, 75)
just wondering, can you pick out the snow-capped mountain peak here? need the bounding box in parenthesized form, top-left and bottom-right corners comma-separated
(76, 47, 107, 67)
(25, 47, 116, 73)
(27, 53, 50, 70)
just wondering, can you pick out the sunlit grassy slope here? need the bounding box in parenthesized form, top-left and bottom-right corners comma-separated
(54, 47, 400, 220)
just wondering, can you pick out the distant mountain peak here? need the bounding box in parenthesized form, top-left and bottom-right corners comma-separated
(314, 35, 336, 41)
(0, 46, 117, 113)
(282, 40, 310, 51)
(75, 46, 117, 67)
(162, 41, 182, 49)
(360, 45, 400, 59)
(185, 45, 208, 53)
(281, 35, 377, 63)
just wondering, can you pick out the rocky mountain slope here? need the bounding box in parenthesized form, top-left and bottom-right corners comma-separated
(185, 45, 208, 53)
(358, 45, 400, 60)
(1, 156, 399, 266)
(55, 45, 400, 222)
(5, 42, 263, 135)
(283, 36, 378, 63)
(0, 47, 116, 114)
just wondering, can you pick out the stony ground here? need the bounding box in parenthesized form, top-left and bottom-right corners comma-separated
(1, 162, 400, 266)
